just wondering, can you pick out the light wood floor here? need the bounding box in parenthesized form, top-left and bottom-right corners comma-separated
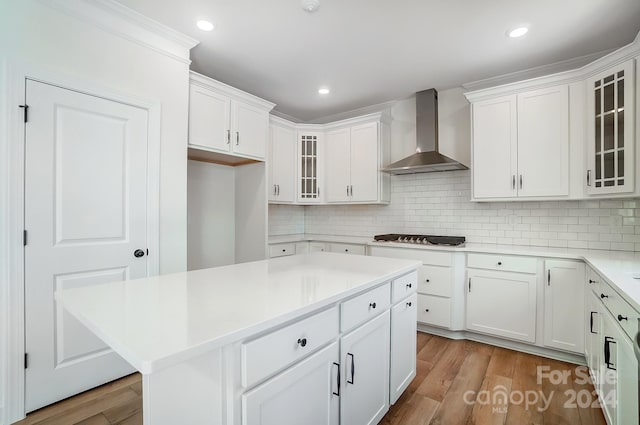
(15, 333, 606, 425)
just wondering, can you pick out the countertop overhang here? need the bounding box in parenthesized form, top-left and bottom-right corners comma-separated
(56, 252, 420, 374)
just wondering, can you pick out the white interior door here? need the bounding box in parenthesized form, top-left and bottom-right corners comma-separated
(24, 79, 149, 412)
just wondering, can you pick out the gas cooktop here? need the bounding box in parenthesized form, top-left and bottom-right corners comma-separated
(373, 234, 466, 246)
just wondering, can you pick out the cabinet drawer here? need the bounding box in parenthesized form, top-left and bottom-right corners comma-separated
(368, 246, 453, 267)
(269, 243, 295, 258)
(392, 271, 418, 303)
(418, 265, 453, 297)
(599, 282, 639, 341)
(467, 253, 537, 274)
(417, 294, 451, 328)
(328, 243, 366, 255)
(295, 242, 309, 254)
(341, 283, 391, 332)
(241, 307, 339, 388)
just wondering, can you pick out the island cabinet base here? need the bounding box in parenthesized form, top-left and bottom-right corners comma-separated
(138, 270, 418, 425)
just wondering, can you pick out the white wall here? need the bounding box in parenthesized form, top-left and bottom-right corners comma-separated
(188, 161, 236, 270)
(0, 2, 192, 422)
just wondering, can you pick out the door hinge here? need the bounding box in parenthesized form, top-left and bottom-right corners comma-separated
(24, 353, 28, 369)
(23, 230, 27, 246)
(19, 104, 29, 123)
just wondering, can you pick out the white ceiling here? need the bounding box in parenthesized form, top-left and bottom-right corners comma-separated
(118, 0, 640, 122)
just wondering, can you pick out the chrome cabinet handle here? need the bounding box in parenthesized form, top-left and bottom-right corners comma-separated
(236, 131, 239, 145)
(347, 185, 349, 196)
(277, 185, 280, 196)
(512, 175, 516, 190)
(226, 129, 230, 144)
(519, 175, 523, 189)
(587, 170, 591, 187)
(350, 185, 353, 197)
(547, 270, 551, 286)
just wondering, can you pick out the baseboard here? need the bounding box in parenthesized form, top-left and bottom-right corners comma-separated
(417, 324, 586, 366)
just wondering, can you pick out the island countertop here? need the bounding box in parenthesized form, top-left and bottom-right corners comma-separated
(56, 252, 420, 374)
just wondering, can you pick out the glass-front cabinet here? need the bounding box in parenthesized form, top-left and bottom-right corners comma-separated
(297, 132, 323, 203)
(586, 59, 635, 194)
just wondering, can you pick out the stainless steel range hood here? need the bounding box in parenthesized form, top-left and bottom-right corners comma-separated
(383, 89, 467, 174)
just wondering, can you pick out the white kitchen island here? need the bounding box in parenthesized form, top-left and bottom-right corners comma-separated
(56, 252, 420, 425)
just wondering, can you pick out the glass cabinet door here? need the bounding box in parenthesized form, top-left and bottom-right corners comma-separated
(298, 133, 321, 202)
(587, 60, 635, 194)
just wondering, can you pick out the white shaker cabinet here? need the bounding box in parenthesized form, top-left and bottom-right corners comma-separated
(543, 260, 585, 353)
(585, 59, 635, 195)
(471, 95, 517, 199)
(268, 122, 296, 203)
(189, 72, 274, 161)
(470, 86, 569, 199)
(324, 119, 389, 204)
(242, 341, 340, 425)
(389, 293, 417, 404)
(340, 311, 391, 425)
(517, 86, 569, 197)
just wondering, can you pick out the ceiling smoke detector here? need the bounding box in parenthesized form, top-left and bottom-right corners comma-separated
(301, 0, 320, 13)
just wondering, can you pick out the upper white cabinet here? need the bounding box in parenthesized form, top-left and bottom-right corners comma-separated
(268, 120, 296, 203)
(471, 86, 569, 199)
(466, 37, 640, 201)
(189, 72, 275, 161)
(269, 113, 390, 205)
(325, 120, 389, 204)
(586, 60, 635, 195)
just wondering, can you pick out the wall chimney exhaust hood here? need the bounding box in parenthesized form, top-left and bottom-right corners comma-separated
(383, 89, 467, 174)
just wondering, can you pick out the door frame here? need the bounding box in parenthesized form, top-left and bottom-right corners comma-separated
(1, 61, 161, 423)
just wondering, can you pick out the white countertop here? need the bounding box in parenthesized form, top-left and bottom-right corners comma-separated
(56, 253, 420, 374)
(270, 234, 640, 311)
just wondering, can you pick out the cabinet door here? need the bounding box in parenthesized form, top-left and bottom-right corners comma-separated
(586, 60, 635, 195)
(309, 242, 326, 252)
(599, 312, 619, 425)
(349, 123, 379, 202)
(188, 84, 231, 152)
(466, 269, 537, 343)
(232, 101, 269, 159)
(298, 133, 322, 202)
(390, 294, 417, 405)
(517, 86, 569, 197)
(341, 310, 390, 425)
(242, 342, 339, 425)
(269, 125, 296, 203)
(615, 331, 639, 425)
(543, 260, 585, 353)
(325, 128, 351, 203)
(585, 291, 601, 389)
(472, 95, 517, 199)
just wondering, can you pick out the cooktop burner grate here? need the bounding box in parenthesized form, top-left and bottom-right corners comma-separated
(373, 234, 466, 246)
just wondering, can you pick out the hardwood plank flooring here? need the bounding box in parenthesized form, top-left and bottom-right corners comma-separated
(15, 332, 606, 425)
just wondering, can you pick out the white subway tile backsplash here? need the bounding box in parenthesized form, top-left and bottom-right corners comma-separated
(268, 170, 640, 251)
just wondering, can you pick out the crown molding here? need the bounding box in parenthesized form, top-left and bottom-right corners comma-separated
(190, 71, 276, 111)
(304, 99, 396, 125)
(465, 31, 640, 102)
(38, 0, 199, 65)
(270, 110, 303, 124)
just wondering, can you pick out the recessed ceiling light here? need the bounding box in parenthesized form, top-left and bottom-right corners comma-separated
(318, 88, 330, 95)
(508, 26, 529, 38)
(197, 20, 214, 32)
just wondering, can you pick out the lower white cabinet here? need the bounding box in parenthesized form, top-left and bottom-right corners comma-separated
(543, 260, 585, 353)
(466, 269, 537, 343)
(390, 293, 417, 404)
(340, 311, 390, 425)
(417, 294, 451, 329)
(242, 342, 340, 425)
(329, 243, 366, 256)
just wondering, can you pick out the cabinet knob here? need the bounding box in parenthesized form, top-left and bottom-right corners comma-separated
(369, 302, 377, 309)
(425, 308, 430, 312)
(497, 261, 502, 266)
(617, 314, 628, 322)
(425, 279, 430, 283)
(297, 338, 307, 347)
(344, 249, 349, 252)
(406, 283, 412, 288)
(282, 249, 286, 252)
(406, 302, 412, 307)
(589, 279, 596, 284)
(600, 293, 609, 299)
